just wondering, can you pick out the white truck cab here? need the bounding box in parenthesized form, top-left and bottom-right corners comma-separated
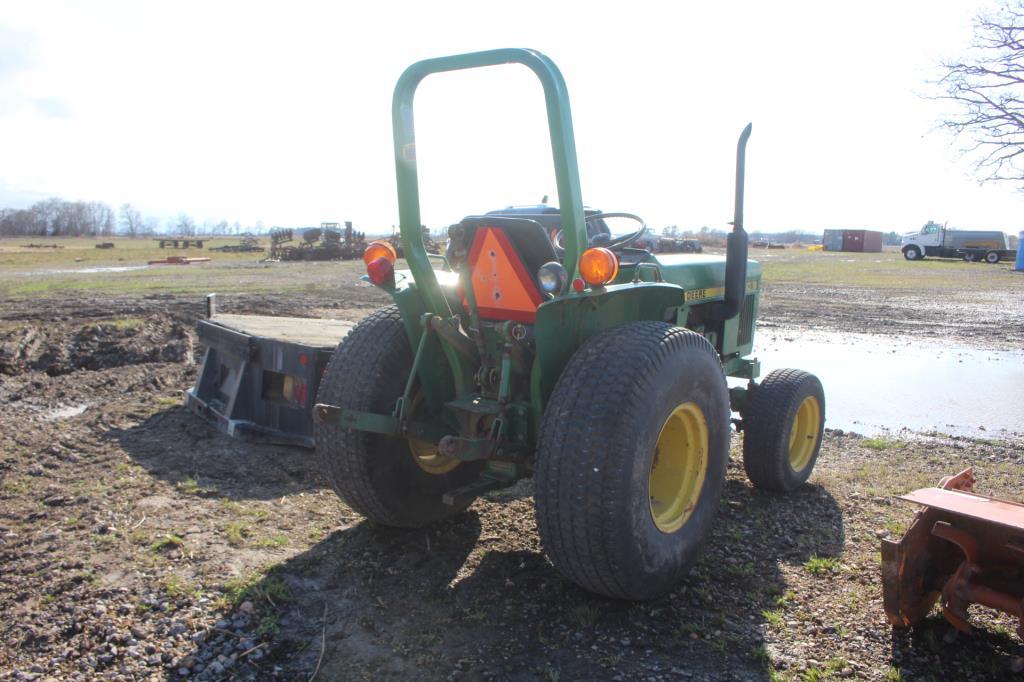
(900, 221, 942, 260)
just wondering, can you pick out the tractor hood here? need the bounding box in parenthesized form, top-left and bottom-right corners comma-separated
(649, 253, 762, 301)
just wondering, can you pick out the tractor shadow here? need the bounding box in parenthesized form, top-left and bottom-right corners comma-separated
(176, 460, 847, 680)
(107, 405, 324, 501)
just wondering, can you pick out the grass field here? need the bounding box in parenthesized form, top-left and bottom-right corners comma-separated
(754, 246, 1023, 290)
(2, 237, 1021, 299)
(0, 236, 366, 297)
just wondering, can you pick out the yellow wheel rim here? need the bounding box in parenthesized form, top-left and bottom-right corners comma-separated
(788, 396, 821, 471)
(648, 402, 709, 534)
(406, 390, 459, 475)
(408, 436, 459, 475)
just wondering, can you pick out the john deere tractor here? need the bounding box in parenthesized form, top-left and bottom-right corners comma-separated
(314, 48, 825, 600)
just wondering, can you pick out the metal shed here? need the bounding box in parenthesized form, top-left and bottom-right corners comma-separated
(823, 229, 844, 251)
(823, 229, 883, 252)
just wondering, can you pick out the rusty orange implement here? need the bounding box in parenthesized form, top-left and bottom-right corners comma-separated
(147, 256, 211, 265)
(881, 467, 1024, 640)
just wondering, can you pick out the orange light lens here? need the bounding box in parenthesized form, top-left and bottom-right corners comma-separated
(579, 247, 619, 286)
(363, 240, 397, 266)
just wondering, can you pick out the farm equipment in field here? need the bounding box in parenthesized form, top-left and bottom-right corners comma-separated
(313, 48, 826, 600)
(387, 226, 441, 259)
(882, 468, 1024, 641)
(268, 222, 366, 261)
(209, 234, 265, 253)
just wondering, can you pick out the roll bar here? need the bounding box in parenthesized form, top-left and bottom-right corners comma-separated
(392, 48, 587, 316)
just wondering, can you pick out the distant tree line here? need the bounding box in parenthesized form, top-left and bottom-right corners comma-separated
(0, 198, 259, 237)
(1, 198, 116, 237)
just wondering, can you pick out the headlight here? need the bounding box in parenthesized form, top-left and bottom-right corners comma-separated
(537, 261, 568, 296)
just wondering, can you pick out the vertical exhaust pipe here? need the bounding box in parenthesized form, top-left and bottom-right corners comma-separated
(712, 123, 752, 322)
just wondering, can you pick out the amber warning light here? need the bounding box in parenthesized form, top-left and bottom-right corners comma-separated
(579, 247, 618, 286)
(363, 241, 397, 286)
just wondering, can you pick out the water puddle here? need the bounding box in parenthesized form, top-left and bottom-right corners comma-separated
(25, 265, 150, 276)
(43, 404, 89, 420)
(747, 328, 1024, 438)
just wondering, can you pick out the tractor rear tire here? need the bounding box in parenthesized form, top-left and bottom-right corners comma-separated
(534, 322, 730, 600)
(315, 306, 483, 528)
(742, 369, 825, 492)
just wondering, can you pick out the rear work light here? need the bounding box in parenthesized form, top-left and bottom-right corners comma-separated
(363, 240, 397, 266)
(579, 247, 619, 287)
(537, 261, 568, 296)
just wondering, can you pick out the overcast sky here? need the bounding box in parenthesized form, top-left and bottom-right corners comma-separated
(1, 0, 1021, 234)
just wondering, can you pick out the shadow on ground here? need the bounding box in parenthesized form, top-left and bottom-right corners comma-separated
(890, 610, 1023, 679)
(179, 462, 850, 680)
(109, 406, 324, 501)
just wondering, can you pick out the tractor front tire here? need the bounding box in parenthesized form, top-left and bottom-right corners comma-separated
(535, 322, 730, 600)
(315, 306, 482, 528)
(742, 369, 825, 492)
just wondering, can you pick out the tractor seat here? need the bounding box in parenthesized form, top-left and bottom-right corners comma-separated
(449, 216, 557, 277)
(448, 216, 557, 324)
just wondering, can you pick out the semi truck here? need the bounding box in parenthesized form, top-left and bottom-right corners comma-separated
(901, 221, 1016, 263)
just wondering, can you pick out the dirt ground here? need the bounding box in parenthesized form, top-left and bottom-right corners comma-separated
(1, 251, 1023, 681)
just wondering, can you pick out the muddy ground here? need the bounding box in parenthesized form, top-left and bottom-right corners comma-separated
(1, 275, 1022, 681)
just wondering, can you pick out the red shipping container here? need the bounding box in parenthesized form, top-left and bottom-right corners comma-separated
(841, 229, 883, 252)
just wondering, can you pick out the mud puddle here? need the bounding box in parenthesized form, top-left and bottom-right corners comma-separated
(43, 404, 88, 420)
(21, 265, 149, 275)
(749, 328, 1024, 438)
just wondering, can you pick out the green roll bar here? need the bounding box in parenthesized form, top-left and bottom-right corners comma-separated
(392, 48, 587, 316)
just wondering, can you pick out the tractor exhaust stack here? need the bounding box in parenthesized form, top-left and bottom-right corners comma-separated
(712, 123, 752, 322)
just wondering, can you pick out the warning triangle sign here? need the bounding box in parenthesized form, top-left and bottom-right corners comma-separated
(466, 227, 544, 323)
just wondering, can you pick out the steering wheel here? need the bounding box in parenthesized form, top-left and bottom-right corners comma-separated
(551, 212, 648, 256)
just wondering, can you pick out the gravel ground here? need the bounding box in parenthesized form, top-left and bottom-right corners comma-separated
(0, 286, 1022, 681)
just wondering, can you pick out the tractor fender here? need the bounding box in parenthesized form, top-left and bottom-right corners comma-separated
(530, 282, 686, 410)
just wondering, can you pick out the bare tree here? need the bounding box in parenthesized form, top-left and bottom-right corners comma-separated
(176, 213, 196, 236)
(935, 1, 1024, 185)
(119, 203, 144, 237)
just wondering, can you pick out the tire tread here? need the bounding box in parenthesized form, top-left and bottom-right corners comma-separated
(741, 368, 824, 492)
(535, 321, 729, 599)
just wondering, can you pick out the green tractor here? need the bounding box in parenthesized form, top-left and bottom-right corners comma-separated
(314, 48, 825, 600)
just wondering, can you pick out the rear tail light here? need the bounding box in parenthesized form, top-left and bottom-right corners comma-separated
(366, 256, 395, 286)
